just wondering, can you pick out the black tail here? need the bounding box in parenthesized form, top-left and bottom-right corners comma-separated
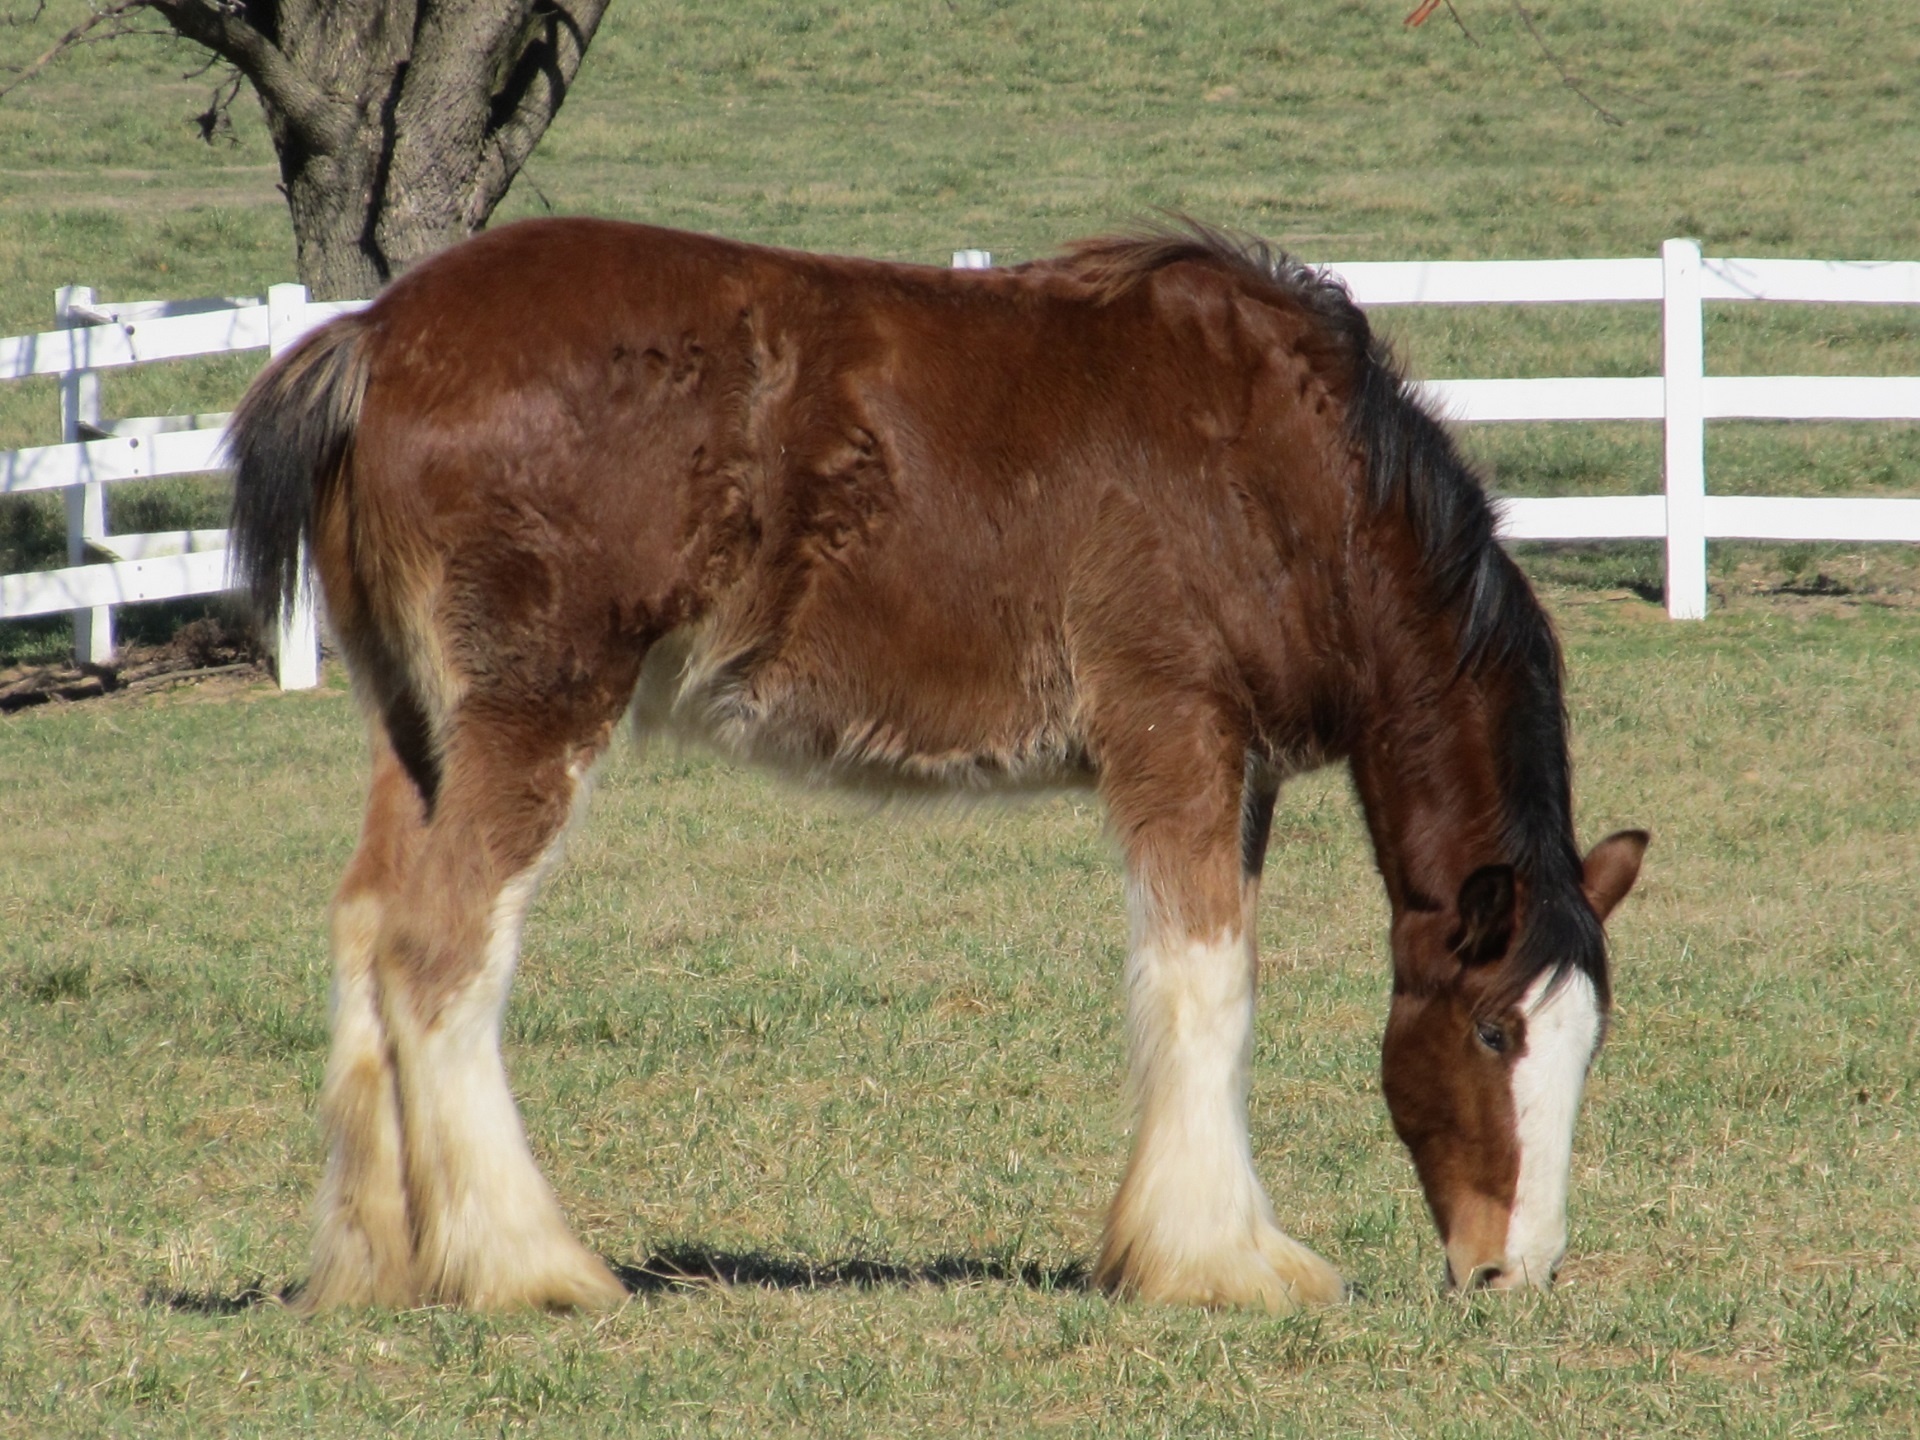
(226, 318, 371, 627)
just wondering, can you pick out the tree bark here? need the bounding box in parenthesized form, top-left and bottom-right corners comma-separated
(149, 0, 609, 299)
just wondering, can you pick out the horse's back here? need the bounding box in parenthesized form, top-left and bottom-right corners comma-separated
(332, 218, 1358, 790)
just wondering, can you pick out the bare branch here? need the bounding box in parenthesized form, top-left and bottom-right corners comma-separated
(465, 0, 609, 226)
(1440, 1, 1478, 46)
(1405, 2, 1479, 49)
(147, 0, 350, 150)
(191, 62, 242, 143)
(1511, 0, 1621, 127)
(1409, 1, 1617, 122)
(515, 161, 553, 214)
(0, 0, 143, 100)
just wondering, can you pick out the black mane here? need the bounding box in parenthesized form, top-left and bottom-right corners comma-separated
(1063, 221, 1608, 1001)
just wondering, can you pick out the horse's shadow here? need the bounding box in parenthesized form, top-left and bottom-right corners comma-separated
(612, 1246, 1088, 1296)
(149, 1247, 1090, 1314)
(149, 1284, 282, 1315)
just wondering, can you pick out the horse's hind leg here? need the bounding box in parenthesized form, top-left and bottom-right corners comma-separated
(300, 727, 425, 1312)
(1092, 722, 1346, 1312)
(371, 706, 631, 1311)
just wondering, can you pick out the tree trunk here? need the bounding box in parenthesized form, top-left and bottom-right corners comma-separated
(151, 0, 608, 300)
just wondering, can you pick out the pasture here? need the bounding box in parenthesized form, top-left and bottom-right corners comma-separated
(2, 1, 1917, 1434)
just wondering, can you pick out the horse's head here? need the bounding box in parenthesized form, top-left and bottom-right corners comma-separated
(1380, 830, 1646, 1291)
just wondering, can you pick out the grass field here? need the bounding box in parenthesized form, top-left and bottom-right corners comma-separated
(2, 1, 1918, 1434)
(3, 597, 1916, 1436)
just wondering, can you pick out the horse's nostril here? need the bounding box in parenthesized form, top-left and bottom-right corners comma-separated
(1444, 1251, 1510, 1292)
(1443, 1260, 1504, 1292)
(1448, 1262, 1503, 1291)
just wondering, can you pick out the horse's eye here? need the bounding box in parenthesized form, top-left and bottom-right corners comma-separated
(1474, 1020, 1508, 1054)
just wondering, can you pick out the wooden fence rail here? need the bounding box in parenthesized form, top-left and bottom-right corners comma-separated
(3, 240, 1917, 691)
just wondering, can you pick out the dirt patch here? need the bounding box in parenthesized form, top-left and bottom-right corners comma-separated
(1715, 554, 1920, 617)
(0, 616, 271, 713)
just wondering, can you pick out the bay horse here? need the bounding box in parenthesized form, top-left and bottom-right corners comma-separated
(227, 217, 1645, 1313)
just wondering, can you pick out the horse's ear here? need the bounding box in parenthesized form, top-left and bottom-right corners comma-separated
(1452, 864, 1516, 967)
(1582, 830, 1648, 920)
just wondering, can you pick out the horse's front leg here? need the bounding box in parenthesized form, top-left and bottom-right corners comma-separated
(1094, 744, 1346, 1311)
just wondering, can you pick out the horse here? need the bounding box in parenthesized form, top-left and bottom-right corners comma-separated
(227, 216, 1646, 1313)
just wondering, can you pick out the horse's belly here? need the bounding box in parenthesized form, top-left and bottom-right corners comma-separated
(629, 621, 1092, 796)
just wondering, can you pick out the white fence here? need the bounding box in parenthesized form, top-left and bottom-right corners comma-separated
(1331, 239, 1920, 618)
(0, 284, 361, 688)
(2, 240, 1916, 690)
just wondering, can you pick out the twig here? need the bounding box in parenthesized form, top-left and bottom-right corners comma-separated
(1511, 0, 1621, 126)
(0, 0, 146, 100)
(1406, 0, 1484, 40)
(191, 63, 242, 143)
(509, 154, 555, 214)
(1441, 1, 1478, 46)
(123, 660, 254, 690)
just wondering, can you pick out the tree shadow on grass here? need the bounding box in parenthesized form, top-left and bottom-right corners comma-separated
(144, 1250, 1090, 1314)
(614, 1246, 1090, 1297)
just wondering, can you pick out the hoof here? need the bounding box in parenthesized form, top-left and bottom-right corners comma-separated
(296, 1215, 418, 1314)
(1096, 1222, 1346, 1313)
(297, 1225, 627, 1314)
(421, 1235, 628, 1312)
(504, 1249, 628, 1312)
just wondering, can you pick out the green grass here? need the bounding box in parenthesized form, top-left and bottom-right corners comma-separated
(1, 1, 1918, 1432)
(2, 0, 1917, 658)
(3, 0, 1917, 665)
(1, 597, 1917, 1435)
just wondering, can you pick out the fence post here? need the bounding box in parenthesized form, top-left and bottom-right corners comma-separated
(264, 282, 321, 689)
(56, 285, 114, 662)
(1661, 238, 1707, 619)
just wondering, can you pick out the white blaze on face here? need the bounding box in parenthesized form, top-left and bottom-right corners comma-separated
(1498, 968, 1602, 1288)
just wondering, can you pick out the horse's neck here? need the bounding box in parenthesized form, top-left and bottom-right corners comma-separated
(1347, 608, 1511, 922)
